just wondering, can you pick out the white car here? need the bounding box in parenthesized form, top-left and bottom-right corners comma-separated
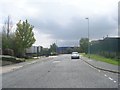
(71, 52, 80, 59)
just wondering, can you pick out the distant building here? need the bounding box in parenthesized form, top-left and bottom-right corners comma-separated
(26, 46, 42, 55)
(57, 47, 74, 54)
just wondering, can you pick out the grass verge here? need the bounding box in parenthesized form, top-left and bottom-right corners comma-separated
(81, 53, 120, 66)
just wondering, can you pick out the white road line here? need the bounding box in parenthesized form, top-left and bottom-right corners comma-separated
(104, 74, 107, 77)
(114, 81, 116, 83)
(49, 56, 58, 58)
(53, 61, 60, 63)
(108, 77, 113, 81)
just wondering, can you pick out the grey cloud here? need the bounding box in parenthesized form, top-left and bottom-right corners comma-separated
(90, 16, 117, 38)
(28, 15, 117, 46)
(1, 0, 118, 47)
(31, 15, 117, 38)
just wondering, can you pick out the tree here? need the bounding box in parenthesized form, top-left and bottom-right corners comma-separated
(15, 20, 36, 57)
(40, 48, 50, 56)
(79, 38, 89, 53)
(2, 16, 13, 49)
(73, 47, 80, 53)
(49, 43, 57, 55)
(2, 16, 15, 56)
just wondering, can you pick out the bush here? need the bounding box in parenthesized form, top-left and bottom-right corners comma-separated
(2, 55, 25, 66)
(24, 55, 33, 59)
(2, 55, 24, 63)
(32, 54, 37, 57)
(3, 48, 14, 56)
(50, 52, 57, 56)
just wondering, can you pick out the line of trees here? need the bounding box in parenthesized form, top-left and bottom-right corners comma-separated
(79, 38, 89, 54)
(2, 16, 36, 58)
(39, 43, 58, 56)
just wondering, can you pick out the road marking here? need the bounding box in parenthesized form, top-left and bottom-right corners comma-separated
(104, 74, 117, 83)
(83, 60, 100, 72)
(108, 77, 113, 81)
(49, 56, 58, 58)
(104, 74, 107, 77)
(53, 61, 60, 63)
(98, 70, 100, 72)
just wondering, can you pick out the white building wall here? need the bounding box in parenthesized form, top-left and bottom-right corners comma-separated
(26, 46, 38, 54)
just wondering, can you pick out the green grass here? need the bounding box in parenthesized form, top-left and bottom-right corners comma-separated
(81, 53, 120, 66)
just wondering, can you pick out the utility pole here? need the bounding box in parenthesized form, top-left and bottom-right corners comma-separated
(85, 18, 90, 58)
(56, 40, 57, 54)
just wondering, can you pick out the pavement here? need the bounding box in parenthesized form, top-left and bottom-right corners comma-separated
(81, 56, 120, 74)
(2, 54, 119, 88)
(1, 56, 57, 74)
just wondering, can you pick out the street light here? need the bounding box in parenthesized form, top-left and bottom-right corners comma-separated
(85, 18, 90, 58)
(56, 40, 57, 54)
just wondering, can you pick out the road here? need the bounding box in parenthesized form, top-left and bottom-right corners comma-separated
(2, 54, 118, 88)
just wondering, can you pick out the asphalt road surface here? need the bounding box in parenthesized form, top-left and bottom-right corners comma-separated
(2, 54, 118, 88)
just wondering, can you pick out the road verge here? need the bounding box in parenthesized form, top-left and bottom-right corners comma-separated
(81, 56, 120, 74)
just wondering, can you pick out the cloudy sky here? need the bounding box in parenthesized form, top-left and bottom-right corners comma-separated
(0, 0, 119, 48)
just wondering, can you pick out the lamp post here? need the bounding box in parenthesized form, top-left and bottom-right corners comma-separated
(85, 18, 90, 58)
(56, 40, 57, 54)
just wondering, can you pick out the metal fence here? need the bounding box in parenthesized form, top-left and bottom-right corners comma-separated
(90, 37, 120, 59)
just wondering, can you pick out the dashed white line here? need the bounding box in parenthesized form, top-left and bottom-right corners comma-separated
(104, 74, 107, 77)
(53, 61, 61, 63)
(108, 77, 113, 81)
(83, 59, 117, 84)
(104, 74, 117, 84)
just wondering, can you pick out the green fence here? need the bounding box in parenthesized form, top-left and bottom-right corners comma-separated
(90, 37, 120, 59)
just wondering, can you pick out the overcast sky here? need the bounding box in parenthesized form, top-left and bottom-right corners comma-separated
(0, 0, 119, 48)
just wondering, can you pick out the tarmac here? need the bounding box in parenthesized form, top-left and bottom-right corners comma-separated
(1, 56, 57, 74)
(1, 55, 120, 74)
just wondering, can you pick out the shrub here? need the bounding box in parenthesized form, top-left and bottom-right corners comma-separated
(32, 54, 37, 57)
(3, 48, 14, 56)
(24, 55, 33, 59)
(2, 55, 24, 63)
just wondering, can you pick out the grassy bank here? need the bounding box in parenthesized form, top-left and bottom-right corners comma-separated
(81, 53, 120, 65)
